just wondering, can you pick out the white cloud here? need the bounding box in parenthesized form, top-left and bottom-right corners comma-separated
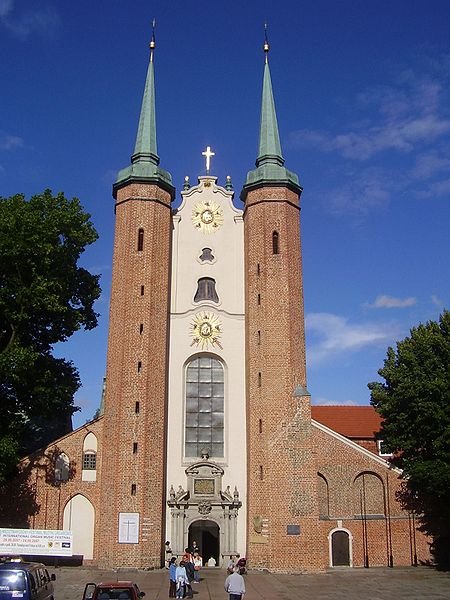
(288, 59, 450, 214)
(431, 295, 444, 309)
(327, 166, 398, 215)
(411, 151, 450, 179)
(0, 3, 60, 39)
(416, 178, 450, 199)
(306, 312, 394, 364)
(290, 114, 450, 161)
(365, 295, 417, 309)
(0, 133, 24, 151)
(0, 0, 13, 18)
(311, 397, 359, 406)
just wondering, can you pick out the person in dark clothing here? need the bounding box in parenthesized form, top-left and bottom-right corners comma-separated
(182, 548, 194, 598)
(236, 557, 247, 575)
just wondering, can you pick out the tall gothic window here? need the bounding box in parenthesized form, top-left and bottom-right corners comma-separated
(137, 228, 144, 251)
(82, 432, 98, 481)
(194, 277, 219, 303)
(272, 230, 279, 254)
(185, 356, 224, 458)
(55, 452, 70, 482)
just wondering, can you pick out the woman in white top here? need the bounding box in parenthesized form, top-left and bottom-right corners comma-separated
(193, 553, 202, 583)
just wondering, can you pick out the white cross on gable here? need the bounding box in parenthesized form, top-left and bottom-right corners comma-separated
(202, 146, 215, 173)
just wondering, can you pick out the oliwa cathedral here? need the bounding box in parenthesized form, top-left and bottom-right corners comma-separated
(4, 31, 431, 571)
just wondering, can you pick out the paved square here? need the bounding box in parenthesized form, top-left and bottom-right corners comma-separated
(52, 566, 450, 600)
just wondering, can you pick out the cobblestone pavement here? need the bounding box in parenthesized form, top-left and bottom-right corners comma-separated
(51, 565, 450, 600)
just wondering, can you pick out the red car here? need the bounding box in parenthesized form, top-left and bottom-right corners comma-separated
(82, 582, 146, 600)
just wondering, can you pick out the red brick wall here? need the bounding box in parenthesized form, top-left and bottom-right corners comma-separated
(1, 418, 104, 563)
(312, 425, 431, 568)
(97, 182, 172, 568)
(243, 184, 317, 570)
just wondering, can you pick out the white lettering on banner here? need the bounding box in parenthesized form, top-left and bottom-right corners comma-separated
(0, 528, 73, 556)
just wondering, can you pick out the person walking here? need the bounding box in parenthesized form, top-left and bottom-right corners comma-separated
(224, 566, 246, 600)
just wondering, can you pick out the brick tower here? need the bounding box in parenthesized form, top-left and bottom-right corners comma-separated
(98, 31, 175, 568)
(241, 36, 320, 570)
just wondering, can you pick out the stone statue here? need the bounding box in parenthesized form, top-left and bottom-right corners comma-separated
(253, 515, 263, 534)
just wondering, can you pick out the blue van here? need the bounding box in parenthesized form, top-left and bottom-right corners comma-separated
(0, 562, 55, 600)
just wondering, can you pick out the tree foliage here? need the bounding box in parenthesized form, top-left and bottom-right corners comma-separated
(369, 310, 450, 565)
(0, 190, 101, 481)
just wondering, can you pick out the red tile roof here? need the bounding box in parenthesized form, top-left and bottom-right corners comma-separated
(311, 405, 383, 439)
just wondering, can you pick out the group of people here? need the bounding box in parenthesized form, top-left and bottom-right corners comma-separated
(168, 544, 203, 599)
(226, 555, 247, 575)
(166, 543, 246, 600)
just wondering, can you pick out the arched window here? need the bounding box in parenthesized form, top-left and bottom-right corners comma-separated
(55, 452, 70, 482)
(272, 231, 279, 254)
(317, 473, 330, 518)
(82, 432, 98, 481)
(353, 472, 385, 517)
(199, 248, 214, 262)
(137, 228, 144, 251)
(194, 278, 219, 303)
(185, 356, 224, 458)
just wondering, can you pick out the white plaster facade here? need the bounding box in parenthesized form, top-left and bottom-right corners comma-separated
(166, 176, 247, 562)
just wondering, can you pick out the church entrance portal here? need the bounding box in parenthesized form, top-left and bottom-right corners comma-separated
(189, 520, 220, 565)
(331, 530, 351, 566)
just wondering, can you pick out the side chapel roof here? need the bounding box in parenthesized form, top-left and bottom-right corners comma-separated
(311, 405, 382, 439)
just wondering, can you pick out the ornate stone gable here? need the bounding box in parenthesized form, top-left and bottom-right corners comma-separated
(167, 456, 242, 559)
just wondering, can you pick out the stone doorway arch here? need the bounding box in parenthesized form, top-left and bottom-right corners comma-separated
(329, 528, 352, 567)
(63, 494, 95, 560)
(167, 457, 242, 567)
(189, 520, 220, 565)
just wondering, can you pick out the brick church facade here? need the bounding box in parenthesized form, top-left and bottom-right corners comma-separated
(2, 34, 431, 571)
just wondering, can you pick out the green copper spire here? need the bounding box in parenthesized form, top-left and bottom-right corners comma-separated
(113, 22, 173, 197)
(257, 27, 283, 167)
(132, 23, 158, 163)
(241, 29, 301, 198)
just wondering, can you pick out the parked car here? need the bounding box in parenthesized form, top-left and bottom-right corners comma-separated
(82, 582, 145, 600)
(0, 561, 56, 600)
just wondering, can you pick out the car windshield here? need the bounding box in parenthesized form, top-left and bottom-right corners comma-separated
(0, 571, 26, 593)
(97, 588, 133, 600)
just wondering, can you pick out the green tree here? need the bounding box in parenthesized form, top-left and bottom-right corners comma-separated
(369, 310, 450, 567)
(0, 190, 101, 481)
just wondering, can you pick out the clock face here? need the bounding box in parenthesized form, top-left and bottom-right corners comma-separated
(191, 312, 223, 350)
(192, 200, 223, 233)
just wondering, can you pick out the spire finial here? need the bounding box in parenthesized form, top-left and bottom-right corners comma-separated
(263, 23, 269, 62)
(150, 18, 156, 62)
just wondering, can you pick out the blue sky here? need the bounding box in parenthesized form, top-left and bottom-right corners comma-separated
(1, 1, 449, 429)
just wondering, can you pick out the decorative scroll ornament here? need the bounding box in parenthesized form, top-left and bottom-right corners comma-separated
(192, 199, 223, 233)
(198, 500, 212, 515)
(190, 312, 223, 350)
